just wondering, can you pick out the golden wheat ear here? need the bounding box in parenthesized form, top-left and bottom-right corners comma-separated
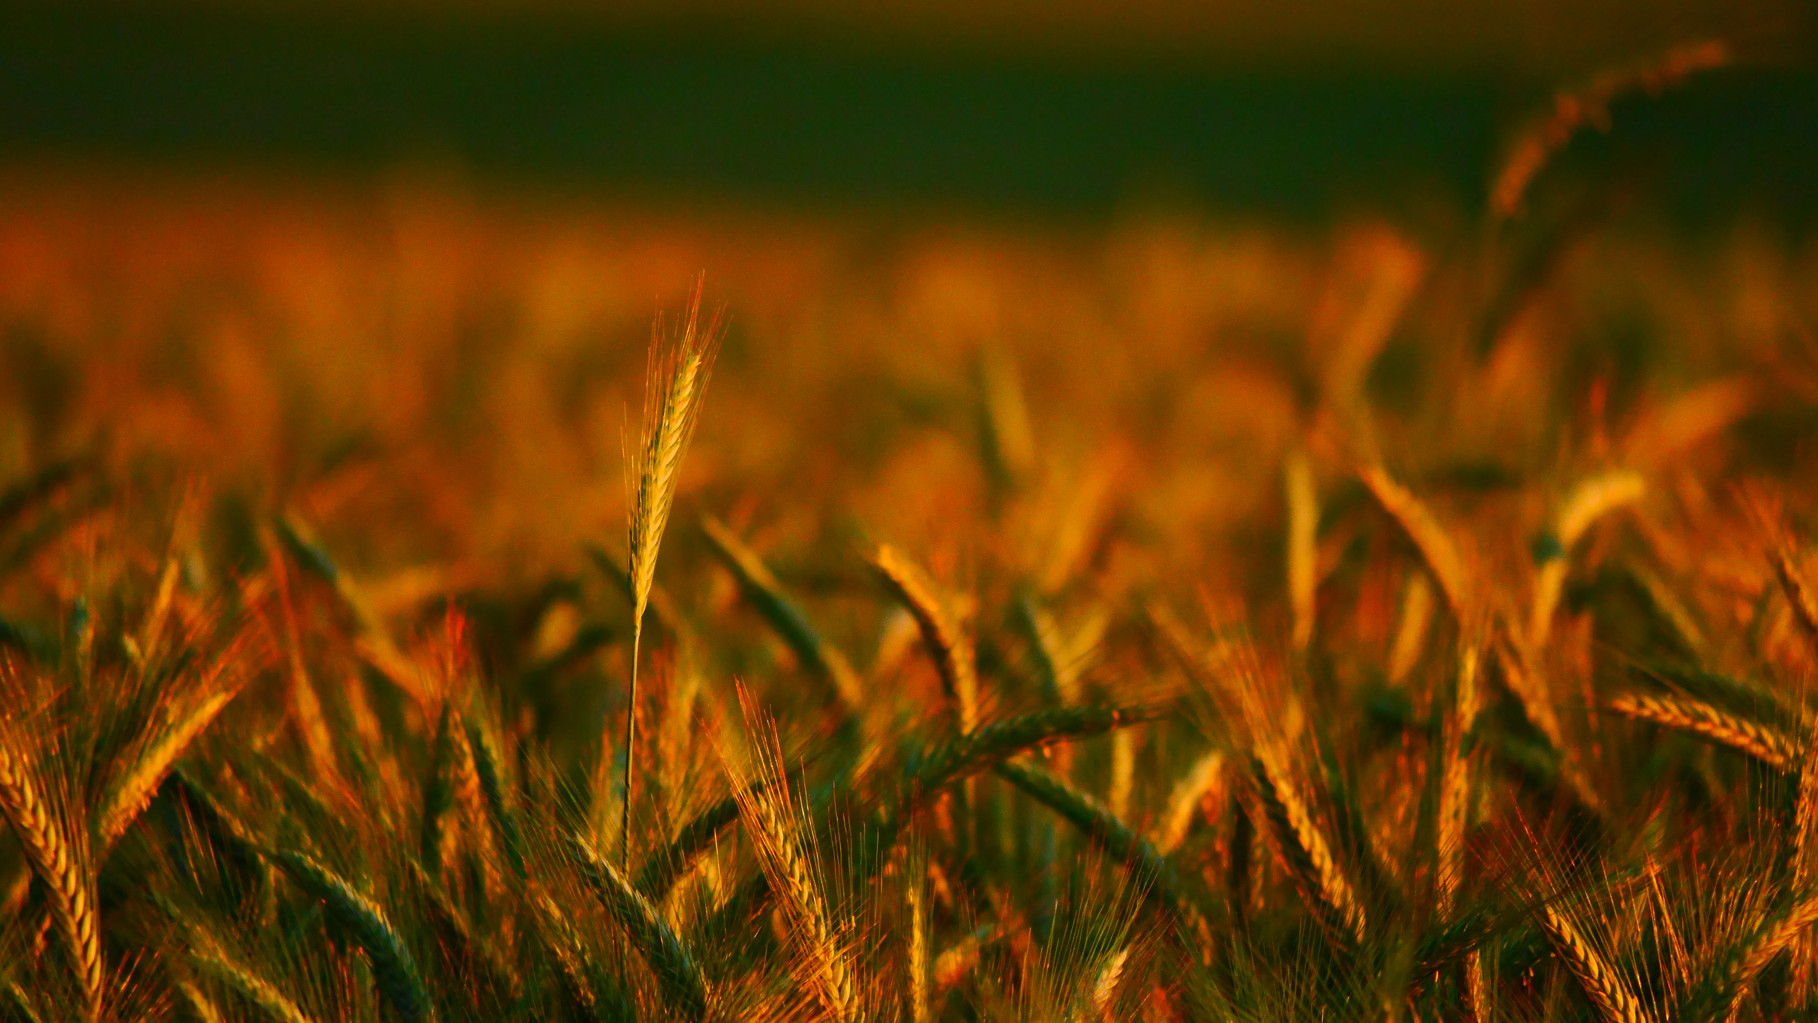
(725, 686, 861, 1023)
(618, 279, 723, 866)
(0, 716, 103, 1021)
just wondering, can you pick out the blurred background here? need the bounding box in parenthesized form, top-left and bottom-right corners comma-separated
(4, 0, 1816, 216)
(2, 0, 1817, 585)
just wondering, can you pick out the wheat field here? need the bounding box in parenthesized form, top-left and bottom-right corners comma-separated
(2, 71, 1818, 1021)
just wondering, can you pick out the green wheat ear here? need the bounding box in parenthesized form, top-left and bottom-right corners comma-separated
(618, 279, 722, 866)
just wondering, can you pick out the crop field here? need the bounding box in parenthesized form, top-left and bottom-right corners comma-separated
(2, 67, 1818, 1020)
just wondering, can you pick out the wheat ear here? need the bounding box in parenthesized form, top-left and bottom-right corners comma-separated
(1491, 40, 1730, 218)
(702, 514, 864, 711)
(1723, 891, 1818, 1020)
(1246, 747, 1367, 945)
(621, 281, 721, 866)
(907, 863, 931, 1023)
(189, 943, 316, 1023)
(1285, 446, 1319, 651)
(1530, 470, 1644, 649)
(1360, 464, 1470, 621)
(1437, 640, 1483, 916)
(0, 728, 102, 1019)
(270, 850, 433, 1023)
(1157, 749, 1227, 855)
(872, 544, 976, 733)
(1772, 543, 1818, 651)
(1606, 692, 1798, 771)
(173, 976, 224, 1023)
(465, 717, 527, 880)
(97, 674, 245, 851)
(567, 833, 711, 1021)
(1791, 718, 1818, 1004)
(994, 759, 1207, 941)
(528, 886, 603, 1019)
(727, 708, 860, 1023)
(1539, 902, 1652, 1023)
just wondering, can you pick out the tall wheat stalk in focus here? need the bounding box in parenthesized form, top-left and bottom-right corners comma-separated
(619, 280, 720, 865)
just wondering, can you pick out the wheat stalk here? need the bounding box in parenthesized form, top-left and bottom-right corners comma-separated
(1539, 902, 1652, 1023)
(621, 281, 721, 866)
(1792, 720, 1818, 1004)
(1772, 543, 1818, 652)
(1606, 692, 1798, 771)
(0, 726, 102, 1020)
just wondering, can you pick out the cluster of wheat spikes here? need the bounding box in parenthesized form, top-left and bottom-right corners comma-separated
(5, 44, 1818, 1022)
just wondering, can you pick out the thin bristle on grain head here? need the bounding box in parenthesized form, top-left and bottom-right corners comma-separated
(270, 849, 433, 1023)
(872, 544, 976, 734)
(1606, 691, 1798, 771)
(0, 719, 102, 1020)
(1539, 901, 1653, 1023)
(567, 832, 711, 1021)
